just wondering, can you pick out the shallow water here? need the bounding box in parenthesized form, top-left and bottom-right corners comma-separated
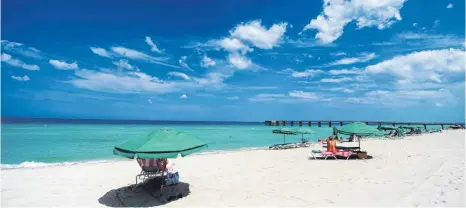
(1, 122, 443, 167)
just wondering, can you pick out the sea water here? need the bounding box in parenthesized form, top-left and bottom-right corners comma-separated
(1, 121, 444, 168)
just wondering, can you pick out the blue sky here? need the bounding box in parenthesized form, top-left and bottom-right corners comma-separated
(2, 0, 465, 122)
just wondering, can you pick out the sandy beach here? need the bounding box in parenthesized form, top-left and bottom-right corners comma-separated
(2, 130, 465, 207)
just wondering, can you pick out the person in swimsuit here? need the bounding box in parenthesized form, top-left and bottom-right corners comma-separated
(327, 136, 338, 153)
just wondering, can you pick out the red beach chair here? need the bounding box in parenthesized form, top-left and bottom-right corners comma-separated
(135, 158, 163, 184)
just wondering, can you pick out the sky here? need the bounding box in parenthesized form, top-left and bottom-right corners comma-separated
(1, 0, 465, 122)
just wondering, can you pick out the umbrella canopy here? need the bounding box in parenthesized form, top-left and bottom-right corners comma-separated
(399, 125, 424, 130)
(272, 127, 298, 144)
(378, 126, 405, 137)
(272, 127, 297, 135)
(335, 122, 384, 150)
(113, 129, 208, 159)
(336, 122, 384, 137)
(291, 127, 316, 135)
(377, 126, 398, 131)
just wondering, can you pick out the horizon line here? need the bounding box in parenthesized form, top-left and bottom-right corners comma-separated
(1, 116, 464, 125)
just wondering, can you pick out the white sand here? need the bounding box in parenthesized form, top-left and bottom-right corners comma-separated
(2, 130, 465, 207)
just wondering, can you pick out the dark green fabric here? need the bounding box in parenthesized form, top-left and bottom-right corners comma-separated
(272, 127, 315, 135)
(272, 127, 297, 135)
(377, 126, 398, 131)
(291, 127, 315, 135)
(113, 129, 207, 159)
(335, 121, 384, 137)
(399, 125, 424, 130)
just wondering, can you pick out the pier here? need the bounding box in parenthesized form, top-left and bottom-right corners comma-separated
(264, 120, 464, 129)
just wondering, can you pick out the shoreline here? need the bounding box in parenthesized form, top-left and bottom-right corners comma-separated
(1, 130, 454, 170)
(1, 146, 272, 170)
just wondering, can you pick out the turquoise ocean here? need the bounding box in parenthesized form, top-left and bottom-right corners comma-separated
(1, 119, 445, 169)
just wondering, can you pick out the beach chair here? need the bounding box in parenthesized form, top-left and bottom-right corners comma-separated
(310, 149, 338, 160)
(135, 158, 163, 185)
(336, 150, 354, 160)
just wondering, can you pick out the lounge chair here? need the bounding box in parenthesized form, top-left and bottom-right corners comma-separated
(135, 158, 163, 185)
(310, 149, 338, 160)
(336, 150, 354, 160)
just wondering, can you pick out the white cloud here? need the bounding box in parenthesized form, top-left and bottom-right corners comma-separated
(112, 47, 162, 61)
(433, 20, 440, 28)
(446, 3, 453, 9)
(412, 23, 418, 27)
(230, 20, 288, 49)
(248, 91, 323, 103)
(217, 38, 251, 54)
(180, 94, 188, 99)
(357, 88, 460, 107)
(49, 59, 78, 70)
(288, 90, 319, 99)
(148, 99, 153, 104)
(201, 55, 216, 68)
(226, 96, 239, 100)
(324, 87, 355, 93)
(320, 77, 353, 83)
(328, 68, 362, 75)
(365, 48, 465, 84)
(248, 93, 286, 102)
(328, 53, 376, 66)
(112, 59, 135, 70)
(330, 52, 346, 56)
(193, 70, 233, 87)
(145, 36, 164, 54)
(11, 75, 30, 81)
(374, 32, 465, 51)
(178, 56, 192, 71)
(1, 40, 44, 59)
(1, 53, 40, 70)
(291, 69, 323, 78)
(228, 53, 252, 69)
(90, 47, 112, 58)
(168, 71, 191, 80)
(302, 0, 407, 43)
(68, 69, 195, 94)
(111, 47, 179, 69)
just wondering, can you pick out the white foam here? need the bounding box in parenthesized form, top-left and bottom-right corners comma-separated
(1, 159, 117, 170)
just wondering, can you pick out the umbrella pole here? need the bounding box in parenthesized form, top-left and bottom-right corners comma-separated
(358, 137, 361, 151)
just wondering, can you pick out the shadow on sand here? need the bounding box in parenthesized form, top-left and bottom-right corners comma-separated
(98, 177, 190, 207)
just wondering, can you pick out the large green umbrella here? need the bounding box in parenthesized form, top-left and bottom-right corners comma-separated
(377, 126, 406, 137)
(113, 129, 208, 159)
(336, 122, 384, 137)
(272, 127, 297, 144)
(335, 121, 384, 149)
(291, 127, 315, 142)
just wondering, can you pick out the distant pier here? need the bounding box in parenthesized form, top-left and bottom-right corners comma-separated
(264, 120, 464, 129)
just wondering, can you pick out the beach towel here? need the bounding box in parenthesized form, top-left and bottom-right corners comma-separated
(137, 158, 159, 172)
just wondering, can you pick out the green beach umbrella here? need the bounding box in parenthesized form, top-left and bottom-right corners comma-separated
(272, 127, 297, 144)
(336, 121, 384, 137)
(113, 129, 208, 159)
(291, 127, 315, 142)
(335, 121, 384, 150)
(377, 126, 405, 137)
(292, 127, 316, 135)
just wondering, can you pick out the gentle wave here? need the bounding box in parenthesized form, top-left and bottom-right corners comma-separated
(0, 147, 271, 169)
(1, 159, 117, 170)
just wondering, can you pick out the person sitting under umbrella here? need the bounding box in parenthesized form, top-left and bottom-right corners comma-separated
(157, 158, 179, 185)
